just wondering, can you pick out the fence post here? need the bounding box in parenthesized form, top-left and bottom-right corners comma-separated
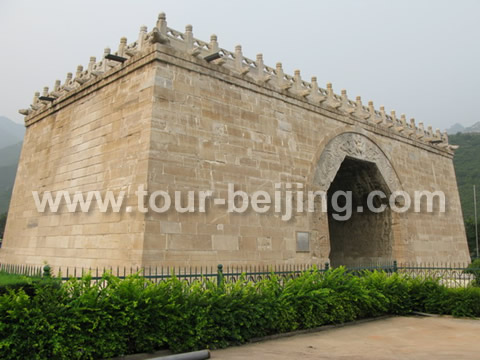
(43, 265, 51, 278)
(217, 264, 224, 286)
(393, 260, 398, 273)
(325, 262, 330, 271)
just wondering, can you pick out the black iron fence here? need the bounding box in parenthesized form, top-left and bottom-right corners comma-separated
(0, 263, 42, 277)
(1, 261, 479, 288)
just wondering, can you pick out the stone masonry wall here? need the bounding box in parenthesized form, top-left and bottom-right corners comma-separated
(141, 44, 469, 267)
(1, 14, 470, 271)
(1, 58, 156, 270)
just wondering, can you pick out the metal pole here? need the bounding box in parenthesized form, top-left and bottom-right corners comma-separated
(474, 185, 479, 258)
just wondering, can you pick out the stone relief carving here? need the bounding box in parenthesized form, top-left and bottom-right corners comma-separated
(313, 133, 402, 192)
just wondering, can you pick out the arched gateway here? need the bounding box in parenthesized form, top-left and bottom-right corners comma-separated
(313, 132, 402, 267)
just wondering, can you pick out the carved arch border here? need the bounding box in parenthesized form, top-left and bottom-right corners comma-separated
(311, 130, 403, 192)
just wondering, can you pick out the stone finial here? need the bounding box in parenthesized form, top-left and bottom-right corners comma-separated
(395, 113, 407, 133)
(390, 110, 397, 123)
(42, 87, 49, 97)
(435, 128, 442, 139)
(368, 101, 382, 124)
(424, 125, 436, 142)
(383, 109, 394, 128)
(30, 91, 41, 110)
(102, 48, 112, 71)
(74, 65, 87, 85)
(368, 100, 375, 114)
(184, 25, 200, 56)
(205, 36, 225, 65)
(254, 54, 270, 83)
(416, 122, 425, 139)
(157, 12, 167, 34)
(293, 70, 309, 97)
(51, 80, 62, 98)
(184, 24, 196, 54)
(209, 34, 219, 52)
(384, 110, 395, 128)
(88, 57, 96, 73)
(53, 80, 61, 92)
(309, 76, 326, 103)
(256, 54, 265, 79)
(118, 37, 127, 57)
(76, 65, 83, 77)
(89, 57, 103, 77)
(138, 26, 147, 51)
(324, 83, 341, 109)
(63, 72, 73, 90)
(293, 69, 301, 86)
(234, 45, 249, 75)
(352, 96, 369, 120)
(379, 105, 387, 122)
(340, 89, 354, 114)
(442, 131, 449, 144)
(403, 117, 416, 136)
(275, 62, 290, 90)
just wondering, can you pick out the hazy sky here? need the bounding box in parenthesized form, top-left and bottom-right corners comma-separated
(0, 0, 478, 131)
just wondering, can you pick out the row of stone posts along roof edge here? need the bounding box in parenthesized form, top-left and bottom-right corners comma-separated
(18, 12, 457, 152)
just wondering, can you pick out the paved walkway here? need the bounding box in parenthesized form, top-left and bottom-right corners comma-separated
(212, 316, 480, 359)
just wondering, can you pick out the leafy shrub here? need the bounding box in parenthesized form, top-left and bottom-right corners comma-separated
(0, 268, 479, 359)
(0, 271, 58, 296)
(0, 272, 34, 295)
(464, 258, 480, 286)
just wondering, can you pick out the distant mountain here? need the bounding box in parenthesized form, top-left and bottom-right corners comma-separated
(0, 163, 18, 213)
(446, 123, 465, 135)
(447, 121, 480, 135)
(0, 116, 24, 213)
(0, 188, 14, 214)
(465, 121, 480, 133)
(0, 116, 24, 148)
(0, 142, 22, 168)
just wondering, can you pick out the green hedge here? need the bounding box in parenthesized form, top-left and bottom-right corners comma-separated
(0, 268, 479, 359)
(0, 271, 58, 297)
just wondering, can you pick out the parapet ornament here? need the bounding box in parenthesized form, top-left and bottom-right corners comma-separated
(19, 12, 455, 152)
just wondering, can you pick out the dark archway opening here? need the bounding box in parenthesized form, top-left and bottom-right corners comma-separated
(327, 157, 393, 267)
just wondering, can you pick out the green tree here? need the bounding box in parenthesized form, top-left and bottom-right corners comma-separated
(0, 212, 6, 240)
(449, 133, 480, 219)
(465, 217, 480, 259)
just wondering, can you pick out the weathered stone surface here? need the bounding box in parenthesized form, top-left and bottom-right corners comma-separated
(0, 14, 470, 272)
